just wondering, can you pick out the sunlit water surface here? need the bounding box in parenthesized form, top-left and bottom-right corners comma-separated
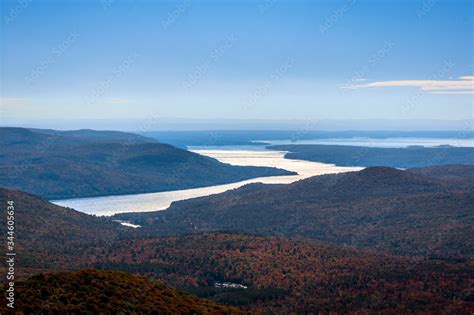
(52, 149, 362, 216)
(261, 137, 474, 148)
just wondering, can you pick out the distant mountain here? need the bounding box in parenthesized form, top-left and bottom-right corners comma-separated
(0, 270, 242, 314)
(0, 127, 293, 199)
(0, 127, 158, 146)
(116, 165, 474, 257)
(268, 144, 474, 168)
(31, 128, 161, 144)
(5, 117, 472, 131)
(143, 129, 474, 147)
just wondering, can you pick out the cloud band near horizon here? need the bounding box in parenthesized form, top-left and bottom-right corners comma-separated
(348, 76, 474, 95)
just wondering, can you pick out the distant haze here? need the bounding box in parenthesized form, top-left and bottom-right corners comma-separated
(1, 118, 472, 132)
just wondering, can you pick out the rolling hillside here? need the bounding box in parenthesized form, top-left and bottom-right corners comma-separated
(0, 188, 124, 278)
(0, 127, 293, 199)
(92, 233, 473, 314)
(0, 187, 472, 313)
(409, 164, 474, 182)
(116, 166, 474, 257)
(0, 127, 158, 146)
(0, 270, 242, 314)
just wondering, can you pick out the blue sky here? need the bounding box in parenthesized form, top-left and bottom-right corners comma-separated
(1, 0, 473, 123)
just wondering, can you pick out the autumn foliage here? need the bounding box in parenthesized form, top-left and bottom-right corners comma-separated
(0, 269, 243, 314)
(93, 233, 474, 314)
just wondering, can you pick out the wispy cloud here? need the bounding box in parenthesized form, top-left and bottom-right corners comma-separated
(430, 91, 474, 95)
(345, 75, 474, 95)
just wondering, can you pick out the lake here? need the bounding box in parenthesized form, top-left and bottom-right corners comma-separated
(260, 137, 474, 148)
(52, 149, 362, 216)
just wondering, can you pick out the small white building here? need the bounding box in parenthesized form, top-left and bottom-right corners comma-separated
(214, 282, 248, 289)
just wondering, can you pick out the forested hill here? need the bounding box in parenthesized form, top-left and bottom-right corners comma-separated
(0, 187, 472, 313)
(0, 270, 243, 314)
(0, 188, 124, 278)
(91, 233, 473, 313)
(0, 127, 159, 146)
(409, 164, 474, 182)
(268, 144, 474, 168)
(0, 127, 293, 199)
(116, 165, 474, 257)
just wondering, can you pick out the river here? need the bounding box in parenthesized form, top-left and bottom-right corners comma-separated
(52, 149, 362, 216)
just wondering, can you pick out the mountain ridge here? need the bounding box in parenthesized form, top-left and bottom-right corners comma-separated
(0, 186, 472, 313)
(0, 127, 293, 199)
(115, 165, 474, 257)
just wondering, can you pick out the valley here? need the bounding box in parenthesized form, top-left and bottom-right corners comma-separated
(3, 2, 472, 312)
(53, 149, 361, 215)
(1, 188, 473, 313)
(114, 165, 474, 257)
(1, 128, 473, 313)
(0, 128, 293, 200)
